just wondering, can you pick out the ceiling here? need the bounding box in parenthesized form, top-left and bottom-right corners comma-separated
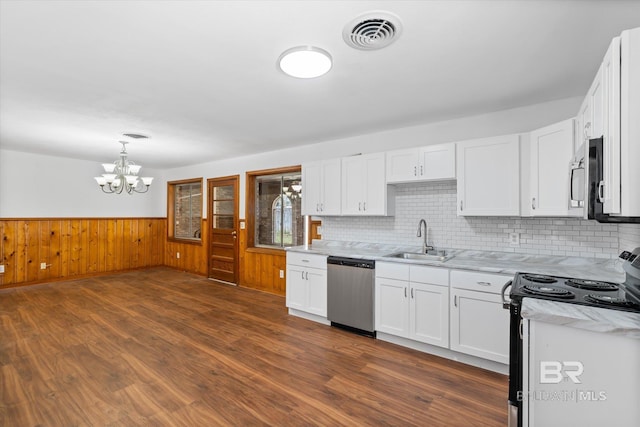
(1, 1, 639, 169)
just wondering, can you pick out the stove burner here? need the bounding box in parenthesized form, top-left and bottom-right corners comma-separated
(584, 294, 638, 307)
(566, 279, 619, 291)
(521, 274, 558, 284)
(522, 284, 575, 299)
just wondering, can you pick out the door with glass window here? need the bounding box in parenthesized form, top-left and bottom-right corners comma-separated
(208, 176, 239, 284)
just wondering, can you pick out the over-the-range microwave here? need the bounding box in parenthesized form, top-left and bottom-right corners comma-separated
(587, 137, 640, 223)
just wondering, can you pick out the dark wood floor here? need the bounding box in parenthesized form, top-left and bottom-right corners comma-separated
(0, 267, 508, 426)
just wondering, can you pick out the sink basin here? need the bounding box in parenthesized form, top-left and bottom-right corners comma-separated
(387, 251, 453, 262)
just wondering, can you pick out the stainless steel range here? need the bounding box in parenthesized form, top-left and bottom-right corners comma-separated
(502, 248, 640, 427)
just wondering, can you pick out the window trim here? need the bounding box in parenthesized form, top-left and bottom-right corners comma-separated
(167, 177, 204, 244)
(246, 165, 301, 253)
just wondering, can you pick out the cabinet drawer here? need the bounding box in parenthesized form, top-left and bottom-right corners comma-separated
(409, 265, 449, 287)
(450, 269, 512, 294)
(376, 262, 410, 281)
(286, 252, 327, 270)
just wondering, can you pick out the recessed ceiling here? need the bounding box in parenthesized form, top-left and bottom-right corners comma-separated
(1, 1, 639, 168)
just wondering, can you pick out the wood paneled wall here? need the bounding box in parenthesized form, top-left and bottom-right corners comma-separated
(1, 217, 321, 295)
(0, 218, 165, 288)
(239, 222, 287, 296)
(164, 218, 208, 275)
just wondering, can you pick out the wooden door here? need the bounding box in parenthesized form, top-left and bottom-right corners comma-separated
(208, 176, 239, 284)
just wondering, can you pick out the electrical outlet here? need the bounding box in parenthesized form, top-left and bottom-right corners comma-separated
(279, 269, 284, 279)
(509, 233, 520, 246)
(0, 265, 4, 274)
(40, 262, 47, 270)
(176, 252, 180, 259)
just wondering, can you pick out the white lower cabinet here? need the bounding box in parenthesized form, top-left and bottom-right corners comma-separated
(449, 270, 511, 364)
(286, 252, 327, 318)
(375, 262, 449, 348)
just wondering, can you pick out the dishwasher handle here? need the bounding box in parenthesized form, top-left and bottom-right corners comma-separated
(327, 256, 375, 269)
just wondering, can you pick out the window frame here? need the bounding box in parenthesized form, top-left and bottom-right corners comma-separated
(167, 177, 204, 244)
(246, 166, 301, 254)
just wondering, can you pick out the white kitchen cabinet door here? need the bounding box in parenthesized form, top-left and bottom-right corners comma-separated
(302, 159, 341, 216)
(286, 253, 327, 319)
(341, 152, 392, 215)
(409, 282, 449, 348)
(601, 36, 622, 214)
(363, 153, 387, 214)
(529, 118, 579, 217)
(386, 148, 420, 183)
(375, 277, 409, 337)
(450, 288, 509, 364)
(302, 161, 323, 216)
(321, 159, 342, 215)
(341, 155, 365, 215)
(420, 143, 456, 180)
(456, 135, 520, 216)
(286, 265, 306, 311)
(305, 268, 327, 317)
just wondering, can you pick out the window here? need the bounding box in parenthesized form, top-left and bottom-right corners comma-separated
(168, 178, 203, 241)
(247, 167, 303, 249)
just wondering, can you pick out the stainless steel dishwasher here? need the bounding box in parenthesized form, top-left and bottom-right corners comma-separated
(327, 256, 375, 337)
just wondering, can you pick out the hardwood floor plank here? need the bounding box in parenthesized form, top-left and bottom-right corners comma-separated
(0, 267, 508, 426)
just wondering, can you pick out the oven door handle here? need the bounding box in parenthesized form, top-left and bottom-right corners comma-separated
(501, 280, 513, 309)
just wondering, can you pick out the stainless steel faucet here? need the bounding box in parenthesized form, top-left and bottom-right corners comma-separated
(417, 219, 434, 254)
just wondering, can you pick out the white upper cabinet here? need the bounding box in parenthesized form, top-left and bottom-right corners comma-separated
(581, 27, 640, 218)
(302, 159, 341, 216)
(386, 143, 455, 183)
(529, 118, 580, 217)
(456, 135, 520, 216)
(341, 152, 394, 216)
(601, 35, 622, 214)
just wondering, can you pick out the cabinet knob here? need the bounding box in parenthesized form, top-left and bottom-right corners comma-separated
(531, 198, 536, 210)
(358, 202, 362, 211)
(460, 200, 463, 211)
(363, 202, 366, 211)
(411, 288, 414, 298)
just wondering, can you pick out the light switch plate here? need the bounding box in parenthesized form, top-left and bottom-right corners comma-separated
(0, 265, 4, 274)
(279, 269, 284, 279)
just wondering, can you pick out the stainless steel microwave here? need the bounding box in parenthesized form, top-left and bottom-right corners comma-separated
(588, 137, 640, 223)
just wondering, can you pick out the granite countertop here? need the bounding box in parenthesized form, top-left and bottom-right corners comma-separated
(287, 240, 625, 283)
(521, 298, 640, 338)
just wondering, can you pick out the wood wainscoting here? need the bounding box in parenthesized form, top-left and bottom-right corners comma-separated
(238, 221, 287, 296)
(164, 218, 208, 276)
(0, 218, 165, 288)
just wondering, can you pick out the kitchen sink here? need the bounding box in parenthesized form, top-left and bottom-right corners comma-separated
(387, 251, 453, 262)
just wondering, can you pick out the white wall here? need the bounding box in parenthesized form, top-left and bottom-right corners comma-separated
(163, 96, 583, 218)
(1, 96, 581, 219)
(0, 150, 165, 217)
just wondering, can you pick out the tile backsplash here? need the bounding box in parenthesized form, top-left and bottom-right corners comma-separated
(320, 181, 639, 259)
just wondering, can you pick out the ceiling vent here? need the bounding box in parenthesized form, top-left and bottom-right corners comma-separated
(343, 11, 402, 50)
(122, 133, 149, 139)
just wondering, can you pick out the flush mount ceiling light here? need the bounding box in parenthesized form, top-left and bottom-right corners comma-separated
(278, 46, 332, 78)
(94, 140, 153, 194)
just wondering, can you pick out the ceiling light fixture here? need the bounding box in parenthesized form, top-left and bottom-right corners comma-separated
(94, 141, 153, 194)
(278, 46, 332, 78)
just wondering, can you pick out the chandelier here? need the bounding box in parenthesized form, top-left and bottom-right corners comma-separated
(94, 141, 153, 194)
